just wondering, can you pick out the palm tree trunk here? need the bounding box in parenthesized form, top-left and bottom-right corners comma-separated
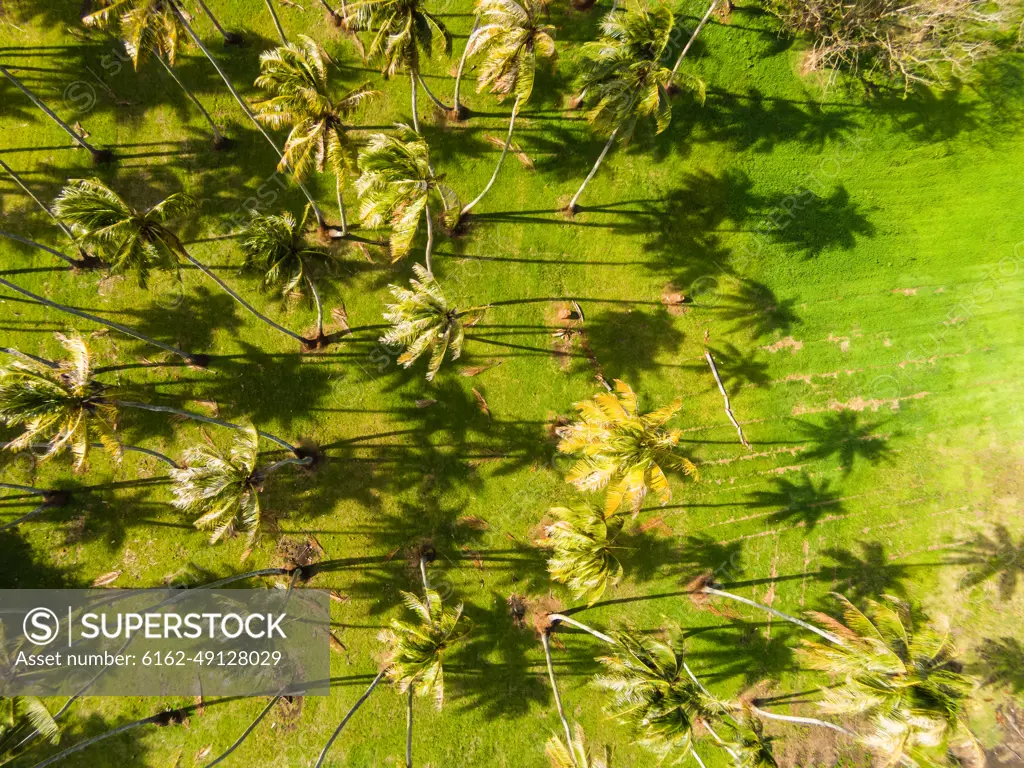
(540, 631, 575, 752)
(547, 614, 615, 644)
(460, 96, 521, 216)
(335, 175, 347, 236)
(452, 12, 481, 119)
(27, 710, 187, 768)
(405, 687, 414, 768)
(0, 347, 59, 368)
(0, 482, 48, 495)
(0, 276, 200, 364)
(262, 0, 287, 44)
(567, 127, 618, 213)
(748, 704, 854, 736)
(0, 66, 108, 162)
(154, 54, 224, 144)
(175, 247, 312, 346)
(700, 587, 845, 645)
(0, 228, 80, 267)
(305, 274, 325, 339)
(168, 0, 326, 227)
(705, 348, 751, 449)
(192, 0, 241, 43)
(314, 669, 389, 768)
(423, 200, 434, 275)
(410, 71, 420, 133)
(670, 0, 718, 78)
(312, 0, 341, 24)
(415, 72, 451, 112)
(2, 441, 178, 468)
(202, 695, 281, 767)
(419, 556, 431, 593)
(258, 455, 313, 478)
(111, 400, 299, 454)
(0, 159, 84, 254)
(690, 748, 708, 768)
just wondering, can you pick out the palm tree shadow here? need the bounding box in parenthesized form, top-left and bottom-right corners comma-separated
(745, 474, 845, 531)
(0, 529, 83, 587)
(947, 524, 1024, 600)
(972, 636, 1024, 694)
(712, 278, 800, 340)
(765, 185, 875, 259)
(581, 306, 684, 382)
(683, 343, 770, 389)
(688, 618, 797, 686)
(793, 412, 893, 474)
(818, 542, 911, 603)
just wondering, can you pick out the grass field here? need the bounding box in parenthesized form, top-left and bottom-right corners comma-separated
(2, 0, 1024, 765)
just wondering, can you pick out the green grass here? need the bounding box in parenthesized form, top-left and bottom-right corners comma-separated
(2, 0, 1024, 765)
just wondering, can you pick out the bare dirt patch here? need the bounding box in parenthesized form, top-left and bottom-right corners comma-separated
(661, 282, 689, 316)
(892, 287, 919, 296)
(826, 333, 850, 352)
(761, 336, 803, 354)
(792, 391, 930, 415)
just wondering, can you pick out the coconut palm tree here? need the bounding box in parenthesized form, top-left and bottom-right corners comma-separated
(669, 0, 719, 81)
(382, 588, 469, 767)
(0, 276, 201, 364)
(595, 626, 721, 762)
(352, 0, 453, 124)
(240, 209, 334, 343)
(381, 263, 486, 381)
(724, 719, 778, 768)
(81, 0, 226, 146)
(798, 595, 978, 763)
(163, 0, 327, 227)
(0, 333, 121, 470)
(356, 127, 445, 269)
(545, 723, 608, 768)
(171, 423, 310, 545)
(0, 158, 98, 267)
(254, 37, 378, 236)
(0, 696, 59, 762)
(566, 1, 702, 212)
(53, 178, 318, 348)
(544, 502, 624, 605)
(456, 0, 555, 219)
(0, 66, 112, 164)
(556, 379, 697, 516)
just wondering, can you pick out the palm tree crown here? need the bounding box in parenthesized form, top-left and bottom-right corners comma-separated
(595, 627, 720, 761)
(170, 423, 264, 545)
(53, 178, 196, 285)
(356, 125, 438, 261)
(381, 264, 483, 380)
(545, 723, 608, 768)
(0, 333, 120, 470)
(467, 0, 555, 102)
(381, 589, 469, 708)
(354, 0, 452, 78)
(577, 1, 689, 140)
(556, 379, 696, 515)
(0, 696, 59, 760)
(83, 0, 185, 68)
(800, 595, 977, 761)
(544, 502, 624, 605)
(254, 37, 378, 182)
(241, 209, 330, 294)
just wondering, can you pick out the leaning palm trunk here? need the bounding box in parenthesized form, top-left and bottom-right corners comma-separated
(0, 504, 49, 533)
(202, 695, 282, 768)
(748, 704, 854, 736)
(670, 0, 718, 78)
(451, 12, 481, 119)
(111, 400, 300, 454)
(410, 71, 421, 132)
(154, 55, 224, 145)
(415, 71, 451, 112)
(423, 200, 434, 274)
(699, 586, 844, 645)
(460, 96, 521, 216)
(313, 669, 389, 768)
(192, 0, 241, 43)
(567, 127, 618, 213)
(168, 0, 326, 227)
(0, 276, 201, 364)
(0, 229, 80, 267)
(547, 614, 615, 644)
(1, 440, 178, 470)
(262, 0, 287, 44)
(0, 66, 109, 162)
(405, 687, 414, 768)
(174, 246, 313, 347)
(0, 159, 93, 263)
(27, 710, 188, 768)
(335, 176, 348, 236)
(541, 631, 575, 752)
(305, 275, 325, 340)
